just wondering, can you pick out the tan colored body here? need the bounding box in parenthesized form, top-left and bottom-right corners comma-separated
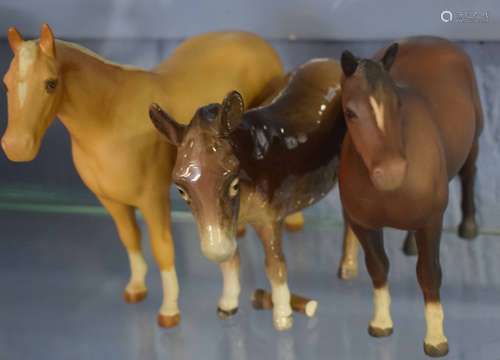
(2, 25, 284, 327)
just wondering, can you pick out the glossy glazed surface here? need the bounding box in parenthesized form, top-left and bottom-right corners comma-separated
(150, 59, 349, 330)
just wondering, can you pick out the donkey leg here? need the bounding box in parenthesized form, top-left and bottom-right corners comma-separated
(458, 141, 479, 239)
(99, 197, 147, 303)
(284, 211, 304, 232)
(254, 221, 293, 331)
(350, 221, 393, 337)
(140, 198, 180, 328)
(217, 249, 241, 319)
(415, 215, 448, 357)
(338, 220, 360, 280)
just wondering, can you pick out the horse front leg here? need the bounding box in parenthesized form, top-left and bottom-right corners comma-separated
(349, 220, 393, 337)
(415, 215, 449, 357)
(254, 220, 293, 331)
(217, 249, 241, 319)
(99, 197, 147, 303)
(140, 195, 180, 328)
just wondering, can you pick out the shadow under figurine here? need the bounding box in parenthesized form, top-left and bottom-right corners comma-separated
(338, 37, 482, 357)
(1, 23, 287, 328)
(149, 58, 350, 331)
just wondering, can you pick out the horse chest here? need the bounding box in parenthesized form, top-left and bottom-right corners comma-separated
(70, 139, 165, 204)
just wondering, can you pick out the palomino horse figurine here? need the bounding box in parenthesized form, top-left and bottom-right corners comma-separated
(339, 37, 482, 357)
(149, 58, 351, 330)
(1, 23, 295, 327)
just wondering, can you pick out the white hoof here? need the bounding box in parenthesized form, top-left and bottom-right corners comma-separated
(273, 314, 293, 331)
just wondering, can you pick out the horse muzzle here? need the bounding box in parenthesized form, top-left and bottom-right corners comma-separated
(1, 133, 38, 162)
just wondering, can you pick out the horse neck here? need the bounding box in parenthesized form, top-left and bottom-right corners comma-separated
(55, 42, 160, 141)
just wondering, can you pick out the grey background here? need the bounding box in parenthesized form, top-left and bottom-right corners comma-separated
(0, 1, 499, 231)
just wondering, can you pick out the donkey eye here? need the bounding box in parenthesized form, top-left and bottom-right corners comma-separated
(176, 185, 191, 203)
(45, 79, 58, 93)
(344, 108, 357, 120)
(228, 177, 240, 198)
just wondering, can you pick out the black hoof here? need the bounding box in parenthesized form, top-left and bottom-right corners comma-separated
(402, 232, 418, 256)
(368, 325, 393, 338)
(458, 220, 478, 240)
(217, 307, 238, 320)
(424, 342, 449, 357)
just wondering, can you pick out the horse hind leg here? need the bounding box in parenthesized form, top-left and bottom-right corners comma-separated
(338, 221, 360, 280)
(99, 197, 148, 303)
(402, 231, 418, 256)
(458, 141, 479, 239)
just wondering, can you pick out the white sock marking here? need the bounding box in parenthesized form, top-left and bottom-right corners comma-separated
(160, 269, 180, 316)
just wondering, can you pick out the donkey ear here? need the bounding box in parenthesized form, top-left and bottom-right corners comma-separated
(381, 43, 399, 71)
(341, 50, 359, 77)
(149, 103, 186, 146)
(220, 91, 244, 136)
(39, 23, 56, 58)
(7, 27, 23, 54)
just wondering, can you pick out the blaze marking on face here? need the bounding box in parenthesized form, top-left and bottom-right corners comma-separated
(369, 96, 385, 132)
(17, 42, 37, 107)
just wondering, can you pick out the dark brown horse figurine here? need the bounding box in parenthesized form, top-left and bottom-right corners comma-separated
(149, 59, 351, 330)
(339, 37, 482, 357)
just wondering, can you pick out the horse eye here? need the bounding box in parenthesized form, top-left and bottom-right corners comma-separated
(228, 177, 240, 198)
(45, 79, 58, 93)
(176, 185, 191, 203)
(3, 82, 8, 93)
(344, 108, 357, 120)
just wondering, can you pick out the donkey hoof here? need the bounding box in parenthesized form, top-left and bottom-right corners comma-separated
(424, 341, 449, 357)
(157, 313, 181, 328)
(217, 307, 238, 320)
(284, 212, 305, 232)
(368, 325, 393, 338)
(273, 315, 293, 331)
(123, 289, 148, 304)
(337, 262, 358, 280)
(458, 219, 478, 240)
(402, 233, 418, 256)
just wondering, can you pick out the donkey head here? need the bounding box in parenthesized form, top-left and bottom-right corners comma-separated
(150, 91, 244, 263)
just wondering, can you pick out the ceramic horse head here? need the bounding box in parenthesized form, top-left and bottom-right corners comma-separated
(338, 37, 482, 357)
(150, 59, 353, 331)
(2, 24, 62, 161)
(1, 24, 286, 328)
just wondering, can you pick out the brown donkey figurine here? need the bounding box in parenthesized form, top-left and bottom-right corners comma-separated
(149, 59, 351, 330)
(339, 37, 482, 357)
(1, 24, 293, 328)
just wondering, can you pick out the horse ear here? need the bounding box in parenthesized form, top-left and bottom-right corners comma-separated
(381, 43, 399, 71)
(39, 23, 56, 58)
(7, 27, 23, 54)
(341, 50, 359, 77)
(149, 103, 185, 146)
(220, 91, 244, 136)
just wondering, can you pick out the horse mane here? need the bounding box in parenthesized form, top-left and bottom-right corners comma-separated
(55, 39, 146, 72)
